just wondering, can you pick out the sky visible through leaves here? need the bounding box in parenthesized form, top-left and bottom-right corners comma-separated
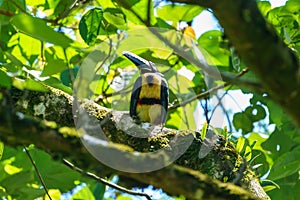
(190, 0, 286, 134)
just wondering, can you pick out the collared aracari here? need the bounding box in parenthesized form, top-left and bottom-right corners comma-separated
(123, 51, 169, 125)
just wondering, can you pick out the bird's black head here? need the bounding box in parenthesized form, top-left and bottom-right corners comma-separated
(123, 51, 159, 74)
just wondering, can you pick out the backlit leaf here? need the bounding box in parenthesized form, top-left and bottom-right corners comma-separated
(79, 8, 103, 45)
(236, 137, 245, 153)
(157, 4, 204, 23)
(10, 13, 73, 48)
(71, 186, 95, 200)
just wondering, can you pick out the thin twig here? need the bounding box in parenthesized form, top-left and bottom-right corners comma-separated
(200, 98, 210, 123)
(9, 0, 28, 14)
(0, 8, 14, 17)
(208, 88, 229, 122)
(24, 146, 52, 200)
(218, 93, 233, 133)
(208, 88, 233, 132)
(95, 38, 113, 74)
(146, 0, 152, 26)
(63, 159, 152, 200)
(94, 86, 133, 103)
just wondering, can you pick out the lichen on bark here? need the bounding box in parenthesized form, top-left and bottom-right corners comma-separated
(2, 86, 269, 199)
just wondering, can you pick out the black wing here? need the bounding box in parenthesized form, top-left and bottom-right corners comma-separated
(130, 76, 142, 118)
(160, 77, 169, 124)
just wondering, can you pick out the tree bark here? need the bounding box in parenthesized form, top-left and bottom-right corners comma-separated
(0, 87, 270, 200)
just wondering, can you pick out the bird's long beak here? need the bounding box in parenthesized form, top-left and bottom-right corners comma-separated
(123, 51, 155, 72)
(123, 51, 147, 66)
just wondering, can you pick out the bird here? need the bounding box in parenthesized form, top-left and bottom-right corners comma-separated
(123, 51, 169, 126)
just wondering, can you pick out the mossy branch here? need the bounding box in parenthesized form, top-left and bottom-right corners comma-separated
(0, 87, 269, 199)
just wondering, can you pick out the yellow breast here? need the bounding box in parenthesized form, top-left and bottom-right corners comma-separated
(136, 104, 163, 124)
(135, 73, 164, 124)
(139, 73, 162, 99)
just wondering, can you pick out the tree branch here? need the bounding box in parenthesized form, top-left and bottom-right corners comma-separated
(0, 87, 270, 200)
(0, 8, 14, 17)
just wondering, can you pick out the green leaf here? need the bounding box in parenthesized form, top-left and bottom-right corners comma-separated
(26, 0, 45, 6)
(23, 79, 49, 92)
(268, 150, 300, 180)
(250, 150, 269, 177)
(201, 122, 208, 141)
(2, 51, 24, 69)
(12, 78, 48, 92)
(79, 8, 103, 45)
(45, 189, 61, 200)
(103, 8, 126, 29)
(262, 128, 296, 161)
(257, 1, 272, 16)
(9, 0, 26, 12)
(0, 142, 3, 160)
(267, 101, 283, 127)
(93, 182, 106, 200)
(41, 50, 67, 76)
(198, 30, 230, 67)
(18, 187, 45, 200)
(236, 137, 245, 153)
(244, 145, 252, 162)
(165, 72, 197, 130)
(79, 8, 119, 45)
(267, 7, 282, 26)
(118, 0, 156, 25)
(96, 0, 119, 9)
(155, 17, 177, 29)
(14, 33, 41, 61)
(45, 0, 74, 19)
(115, 0, 139, 9)
(0, 146, 48, 199)
(60, 66, 79, 87)
(10, 13, 73, 48)
(157, 4, 204, 23)
(7, 33, 40, 65)
(285, 0, 300, 13)
(247, 132, 268, 151)
(233, 112, 253, 134)
(245, 104, 266, 122)
(4, 164, 22, 175)
(71, 185, 95, 200)
(43, 77, 73, 94)
(1, 171, 34, 193)
(43, 0, 60, 16)
(174, 195, 186, 200)
(262, 185, 277, 192)
(0, 70, 11, 88)
(0, 23, 16, 49)
(29, 148, 81, 192)
(267, 181, 300, 200)
(117, 196, 132, 200)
